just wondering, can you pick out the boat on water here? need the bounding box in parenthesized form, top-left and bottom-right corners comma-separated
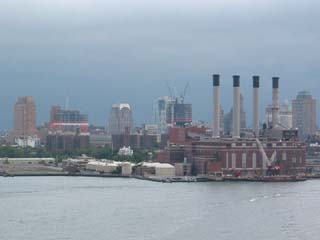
(259, 175, 307, 182)
(224, 174, 307, 182)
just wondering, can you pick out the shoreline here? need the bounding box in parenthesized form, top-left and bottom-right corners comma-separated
(1, 172, 316, 183)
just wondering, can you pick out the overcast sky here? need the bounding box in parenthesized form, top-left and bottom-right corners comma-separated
(0, 0, 319, 131)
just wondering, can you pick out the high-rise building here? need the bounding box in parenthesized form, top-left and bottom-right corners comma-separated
(265, 100, 293, 129)
(49, 106, 89, 133)
(108, 104, 134, 135)
(13, 96, 37, 136)
(153, 96, 176, 134)
(292, 91, 317, 138)
(153, 96, 192, 132)
(223, 94, 246, 136)
(172, 103, 192, 127)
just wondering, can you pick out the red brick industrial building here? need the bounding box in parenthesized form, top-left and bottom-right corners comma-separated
(158, 135, 306, 176)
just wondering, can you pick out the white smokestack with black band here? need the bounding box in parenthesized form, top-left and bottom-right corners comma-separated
(253, 76, 260, 137)
(272, 77, 280, 129)
(233, 75, 240, 138)
(213, 74, 220, 138)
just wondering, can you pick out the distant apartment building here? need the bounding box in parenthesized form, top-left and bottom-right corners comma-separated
(46, 106, 89, 151)
(89, 134, 111, 148)
(111, 133, 158, 149)
(292, 91, 317, 138)
(143, 124, 159, 135)
(108, 104, 134, 135)
(46, 133, 90, 152)
(49, 106, 89, 133)
(265, 101, 293, 129)
(13, 96, 37, 136)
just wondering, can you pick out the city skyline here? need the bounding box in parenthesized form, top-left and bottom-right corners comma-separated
(0, 78, 319, 132)
(0, 0, 320, 130)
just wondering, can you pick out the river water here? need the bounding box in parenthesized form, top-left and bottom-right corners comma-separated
(0, 177, 319, 240)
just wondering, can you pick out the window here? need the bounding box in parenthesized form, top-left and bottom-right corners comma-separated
(242, 153, 247, 169)
(282, 152, 287, 161)
(232, 153, 236, 169)
(226, 152, 229, 169)
(252, 152, 257, 169)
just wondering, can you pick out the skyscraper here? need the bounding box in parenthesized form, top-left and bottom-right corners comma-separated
(49, 105, 89, 133)
(153, 96, 175, 134)
(292, 91, 317, 138)
(265, 100, 293, 129)
(13, 96, 37, 136)
(108, 104, 134, 135)
(223, 94, 246, 136)
(172, 103, 192, 127)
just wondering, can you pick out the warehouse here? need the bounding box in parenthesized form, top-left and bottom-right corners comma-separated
(134, 162, 175, 177)
(85, 160, 133, 175)
(85, 161, 118, 173)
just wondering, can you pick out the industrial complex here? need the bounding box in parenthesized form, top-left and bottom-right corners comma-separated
(157, 75, 306, 180)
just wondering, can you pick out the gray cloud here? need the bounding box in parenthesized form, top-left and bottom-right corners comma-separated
(0, 0, 319, 130)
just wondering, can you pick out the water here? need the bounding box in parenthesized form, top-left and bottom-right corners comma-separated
(1, 177, 320, 240)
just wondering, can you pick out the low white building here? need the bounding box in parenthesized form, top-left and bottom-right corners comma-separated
(118, 146, 133, 156)
(15, 136, 41, 148)
(86, 161, 118, 173)
(85, 160, 133, 175)
(139, 162, 175, 177)
(121, 162, 133, 175)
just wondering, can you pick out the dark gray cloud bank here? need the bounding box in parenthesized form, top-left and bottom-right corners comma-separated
(0, 0, 319, 130)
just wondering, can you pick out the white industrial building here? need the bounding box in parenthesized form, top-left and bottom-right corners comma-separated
(86, 161, 118, 173)
(85, 160, 133, 175)
(138, 162, 176, 177)
(121, 162, 133, 175)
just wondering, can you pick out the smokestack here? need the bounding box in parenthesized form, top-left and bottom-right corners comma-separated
(272, 77, 280, 129)
(213, 74, 220, 138)
(233, 75, 240, 138)
(253, 76, 260, 137)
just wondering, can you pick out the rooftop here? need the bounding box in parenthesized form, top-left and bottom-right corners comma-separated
(112, 103, 131, 110)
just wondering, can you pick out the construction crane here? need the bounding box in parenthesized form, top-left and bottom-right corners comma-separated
(167, 82, 190, 103)
(255, 138, 277, 175)
(166, 83, 173, 99)
(180, 82, 189, 104)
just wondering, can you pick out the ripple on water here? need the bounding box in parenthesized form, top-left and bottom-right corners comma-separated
(1, 177, 320, 240)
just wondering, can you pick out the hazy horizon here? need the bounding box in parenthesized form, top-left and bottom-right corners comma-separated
(1, 0, 319, 131)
